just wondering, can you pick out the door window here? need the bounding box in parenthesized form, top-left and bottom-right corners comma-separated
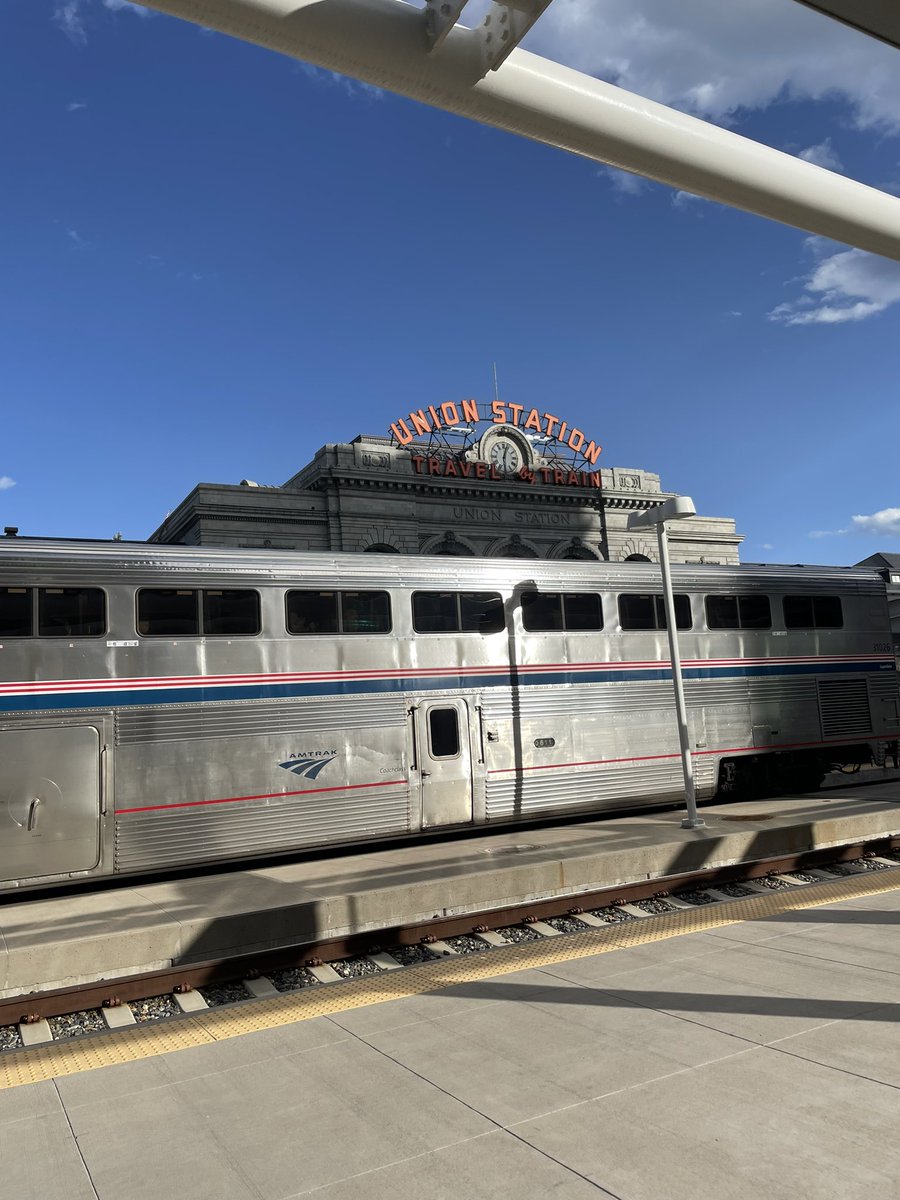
(428, 707, 460, 758)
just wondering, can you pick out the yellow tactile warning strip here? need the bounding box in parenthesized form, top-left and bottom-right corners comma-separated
(2, 866, 898, 1090)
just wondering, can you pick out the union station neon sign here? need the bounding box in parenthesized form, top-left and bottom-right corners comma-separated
(389, 399, 602, 466)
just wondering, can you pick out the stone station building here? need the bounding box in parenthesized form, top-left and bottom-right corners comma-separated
(151, 424, 742, 565)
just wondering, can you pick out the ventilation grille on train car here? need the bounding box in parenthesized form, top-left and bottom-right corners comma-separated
(817, 678, 872, 739)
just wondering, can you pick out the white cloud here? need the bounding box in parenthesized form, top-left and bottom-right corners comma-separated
(102, 0, 153, 15)
(67, 228, 89, 249)
(528, 0, 900, 132)
(851, 508, 900, 537)
(797, 139, 842, 171)
(759, 543, 773, 550)
(808, 508, 900, 540)
(597, 165, 648, 196)
(768, 247, 900, 326)
(53, 1, 86, 44)
(54, 0, 153, 44)
(672, 190, 711, 210)
(297, 63, 385, 103)
(0, 477, 15, 491)
(67, 101, 88, 112)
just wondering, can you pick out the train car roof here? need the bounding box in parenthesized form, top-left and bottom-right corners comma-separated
(0, 537, 886, 594)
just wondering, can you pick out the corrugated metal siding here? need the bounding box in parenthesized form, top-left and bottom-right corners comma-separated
(748, 678, 818, 703)
(114, 785, 411, 871)
(485, 757, 716, 820)
(480, 677, 819, 722)
(115, 696, 406, 746)
(0, 539, 886, 595)
(867, 673, 900, 701)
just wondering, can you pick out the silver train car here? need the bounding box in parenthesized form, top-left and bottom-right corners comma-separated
(1, 538, 897, 891)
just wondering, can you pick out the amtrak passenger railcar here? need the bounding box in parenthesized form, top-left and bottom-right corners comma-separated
(0, 539, 897, 891)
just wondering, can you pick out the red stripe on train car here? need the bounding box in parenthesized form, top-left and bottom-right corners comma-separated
(116, 777, 408, 815)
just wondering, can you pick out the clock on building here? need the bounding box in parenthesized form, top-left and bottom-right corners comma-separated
(477, 428, 533, 475)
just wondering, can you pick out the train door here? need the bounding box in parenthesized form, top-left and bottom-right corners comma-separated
(413, 699, 474, 827)
(0, 724, 104, 882)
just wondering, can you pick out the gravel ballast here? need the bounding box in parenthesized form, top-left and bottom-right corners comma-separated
(588, 905, 635, 922)
(201, 982, 252, 1007)
(0, 1025, 23, 1052)
(48, 1010, 106, 1040)
(269, 966, 320, 991)
(332, 957, 383, 978)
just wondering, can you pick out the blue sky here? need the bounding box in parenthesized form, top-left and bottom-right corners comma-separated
(3, 0, 900, 563)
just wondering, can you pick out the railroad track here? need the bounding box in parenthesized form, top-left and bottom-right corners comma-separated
(3, 835, 899, 1054)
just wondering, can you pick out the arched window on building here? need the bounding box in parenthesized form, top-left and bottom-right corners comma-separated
(624, 553, 652, 563)
(432, 533, 474, 556)
(496, 540, 539, 559)
(560, 544, 597, 561)
(363, 543, 399, 554)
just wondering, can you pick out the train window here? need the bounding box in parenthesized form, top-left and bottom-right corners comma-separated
(705, 595, 737, 628)
(522, 591, 563, 631)
(460, 592, 504, 633)
(813, 596, 843, 628)
(412, 592, 457, 633)
(286, 590, 391, 634)
(783, 595, 843, 629)
(563, 593, 603, 631)
(138, 589, 200, 636)
(202, 590, 260, 637)
(706, 594, 772, 630)
(428, 707, 460, 758)
(739, 595, 772, 629)
(618, 593, 655, 630)
(0, 587, 32, 637)
(286, 591, 339, 634)
(618, 593, 691, 631)
(341, 591, 391, 634)
(521, 591, 603, 632)
(38, 588, 106, 637)
(413, 591, 504, 634)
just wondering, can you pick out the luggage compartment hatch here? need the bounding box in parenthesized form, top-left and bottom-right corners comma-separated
(0, 724, 102, 881)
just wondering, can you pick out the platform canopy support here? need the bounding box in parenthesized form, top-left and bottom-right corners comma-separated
(426, 0, 554, 74)
(137, 0, 900, 261)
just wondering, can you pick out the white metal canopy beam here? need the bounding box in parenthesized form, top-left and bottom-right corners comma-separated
(140, 0, 900, 261)
(795, 1, 900, 52)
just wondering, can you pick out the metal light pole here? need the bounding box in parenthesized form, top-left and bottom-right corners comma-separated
(627, 496, 705, 829)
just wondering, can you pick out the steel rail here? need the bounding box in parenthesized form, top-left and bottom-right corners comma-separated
(137, 0, 900, 260)
(5, 833, 898, 1027)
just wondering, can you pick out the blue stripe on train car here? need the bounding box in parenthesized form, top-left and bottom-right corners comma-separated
(0, 658, 891, 713)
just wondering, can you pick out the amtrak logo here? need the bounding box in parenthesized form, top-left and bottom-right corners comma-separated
(278, 752, 337, 780)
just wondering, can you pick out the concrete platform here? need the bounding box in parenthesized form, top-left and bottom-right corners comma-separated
(2, 873, 899, 1199)
(1, 776, 899, 996)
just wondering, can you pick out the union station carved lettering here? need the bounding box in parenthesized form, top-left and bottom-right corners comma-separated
(514, 511, 572, 527)
(452, 506, 503, 522)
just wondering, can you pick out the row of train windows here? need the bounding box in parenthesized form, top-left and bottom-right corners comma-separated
(0, 586, 845, 638)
